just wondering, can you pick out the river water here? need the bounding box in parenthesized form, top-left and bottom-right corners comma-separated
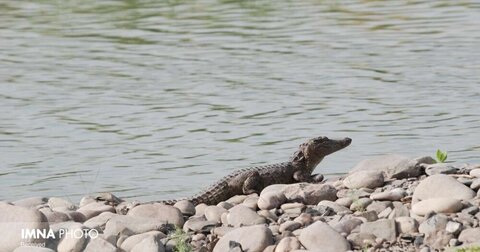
(1, 0, 479, 202)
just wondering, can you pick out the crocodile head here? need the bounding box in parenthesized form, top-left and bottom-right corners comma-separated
(291, 136, 352, 174)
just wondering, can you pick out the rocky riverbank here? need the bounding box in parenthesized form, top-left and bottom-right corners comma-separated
(1, 154, 480, 252)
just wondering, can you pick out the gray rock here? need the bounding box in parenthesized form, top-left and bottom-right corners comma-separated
(12, 197, 49, 208)
(131, 234, 165, 252)
(226, 195, 249, 205)
(204, 206, 228, 223)
(413, 174, 476, 202)
(343, 171, 384, 189)
(173, 200, 195, 216)
(419, 214, 448, 235)
(283, 183, 337, 205)
(48, 197, 77, 211)
(412, 198, 463, 216)
(56, 222, 88, 252)
(350, 198, 373, 212)
(258, 190, 287, 210)
(370, 188, 406, 201)
(331, 217, 363, 234)
(318, 200, 351, 214)
(458, 228, 480, 244)
(127, 203, 184, 227)
(242, 196, 259, 210)
(470, 168, 480, 177)
(395, 217, 418, 234)
(183, 216, 217, 233)
(103, 215, 169, 243)
(0, 202, 49, 252)
(422, 163, 460, 176)
(293, 213, 313, 226)
(83, 212, 117, 231)
(360, 219, 397, 242)
(279, 221, 302, 233)
(299, 221, 350, 252)
(378, 207, 393, 219)
(84, 237, 117, 252)
(77, 202, 115, 220)
(275, 237, 301, 252)
(213, 225, 273, 252)
(445, 221, 462, 235)
(217, 201, 234, 210)
(354, 210, 378, 222)
(226, 205, 265, 227)
(470, 178, 480, 190)
(94, 192, 122, 205)
(350, 154, 435, 179)
(335, 198, 353, 208)
(120, 231, 166, 251)
(366, 201, 392, 214)
(347, 232, 376, 248)
(388, 202, 410, 219)
(194, 203, 208, 216)
(258, 210, 279, 222)
(38, 207, 71, 223)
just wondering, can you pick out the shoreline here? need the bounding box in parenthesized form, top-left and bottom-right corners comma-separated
(1, 154, 480, 252)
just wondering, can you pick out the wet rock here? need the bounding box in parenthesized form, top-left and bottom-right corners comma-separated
(299, 221, 350, 252)
(12, 197, 49, 208)
(412, 198, 463, 216)
(174, 200, 195, 216)
(77, 201, 116, 220)
(395, 217, 418, 234)
(213, 225, 273, 252)
(344, 170, 384, 189)
(350, 154, 435, 179)
(283, 183, 337, 205)
(275, 237, 301, 252)
(127, 203, 184, 226)
(413, 174, 476, 202)
(226, 205, 265, 227)
(458, 228, 480, 244)
(360, 219, 397, 242)
(84, 237, 117, 252)
(120, 231, 166, 251)
(204, 206, 228, 223)
(0, 202, 49, 252)
(370, 188, 406, 201)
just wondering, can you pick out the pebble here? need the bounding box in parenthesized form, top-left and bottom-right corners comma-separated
(299, 221, 351, 252)
(213, 225, 273, 252)
(258, 191, 286, 210)
(76, 201, 115, 220)
(411, 198, 463, 216)
(395, 217, 418, 234)
(127, 203, 184, 226)
(413, 174, 476, 202)
(335, 197, 353, 208)
(343, 170, 385, 189)
(470, 168, 480, 177)
(204, 205, 228, 223)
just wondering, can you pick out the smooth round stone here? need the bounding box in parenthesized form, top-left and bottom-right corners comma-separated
(283, 183, 337, 205)
(216, 201, 234, 210)
(226, 205, 265, 227)
(344, 170, 385, 189)
(77, 202, 116, 220)
(299, 221, 351, 252)
(12, 197, 49, 208)
(360, 219, 397, 242)
(258, 191, 287, 210)
(318, 200, 351, 214)
(366, 201, 392, 214)
(335, 197, 353, 208)
(213, 225, 273, 252)
(173, 200, 195, 216)
(470, 169, 480, 178)
(183, 216, 217, 233)
(293, 213, 313, 226)
(413, 174, 476, 202)
(258, 209, 279, 222)
(470, 178, 480, 190)
(242, 197, 259, 210)
(226, 195, 248, 205)
(423, 163, 459, 176)
(130, 234, 165, 252)
(83, 238, 117, 252)
(127, 203, 184, 226)
(38, 207, 71, 223)
(0, 202, 49, 252)
(458, 228, 480, 244)
(57, 222, 88, 252)
(195, 203, 208, 216)
(83, 212, 117, 231)
(370, 188, 406, 201)
(350, 198, 373, 211)
(48, 197, 77, 211)
(411, 198, 463, 216)
(204, 206, 228, 223)
(119, 231, 166, 251)
(275, 237, 301, 252)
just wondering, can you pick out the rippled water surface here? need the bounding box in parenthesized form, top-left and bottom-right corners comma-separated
(1, 0, 479, 202)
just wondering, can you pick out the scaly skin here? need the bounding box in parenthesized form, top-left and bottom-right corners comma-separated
(157, 136, 352, 206)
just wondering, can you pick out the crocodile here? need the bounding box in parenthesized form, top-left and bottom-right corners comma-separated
(157, 136, 351, 206)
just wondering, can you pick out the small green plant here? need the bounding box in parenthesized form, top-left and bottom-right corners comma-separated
(436, 149, 448, 163)
(455, 246, 480, 252)
(169, 226, 193, 252)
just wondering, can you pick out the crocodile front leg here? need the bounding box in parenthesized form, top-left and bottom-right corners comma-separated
(242, 170, 263, 194)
